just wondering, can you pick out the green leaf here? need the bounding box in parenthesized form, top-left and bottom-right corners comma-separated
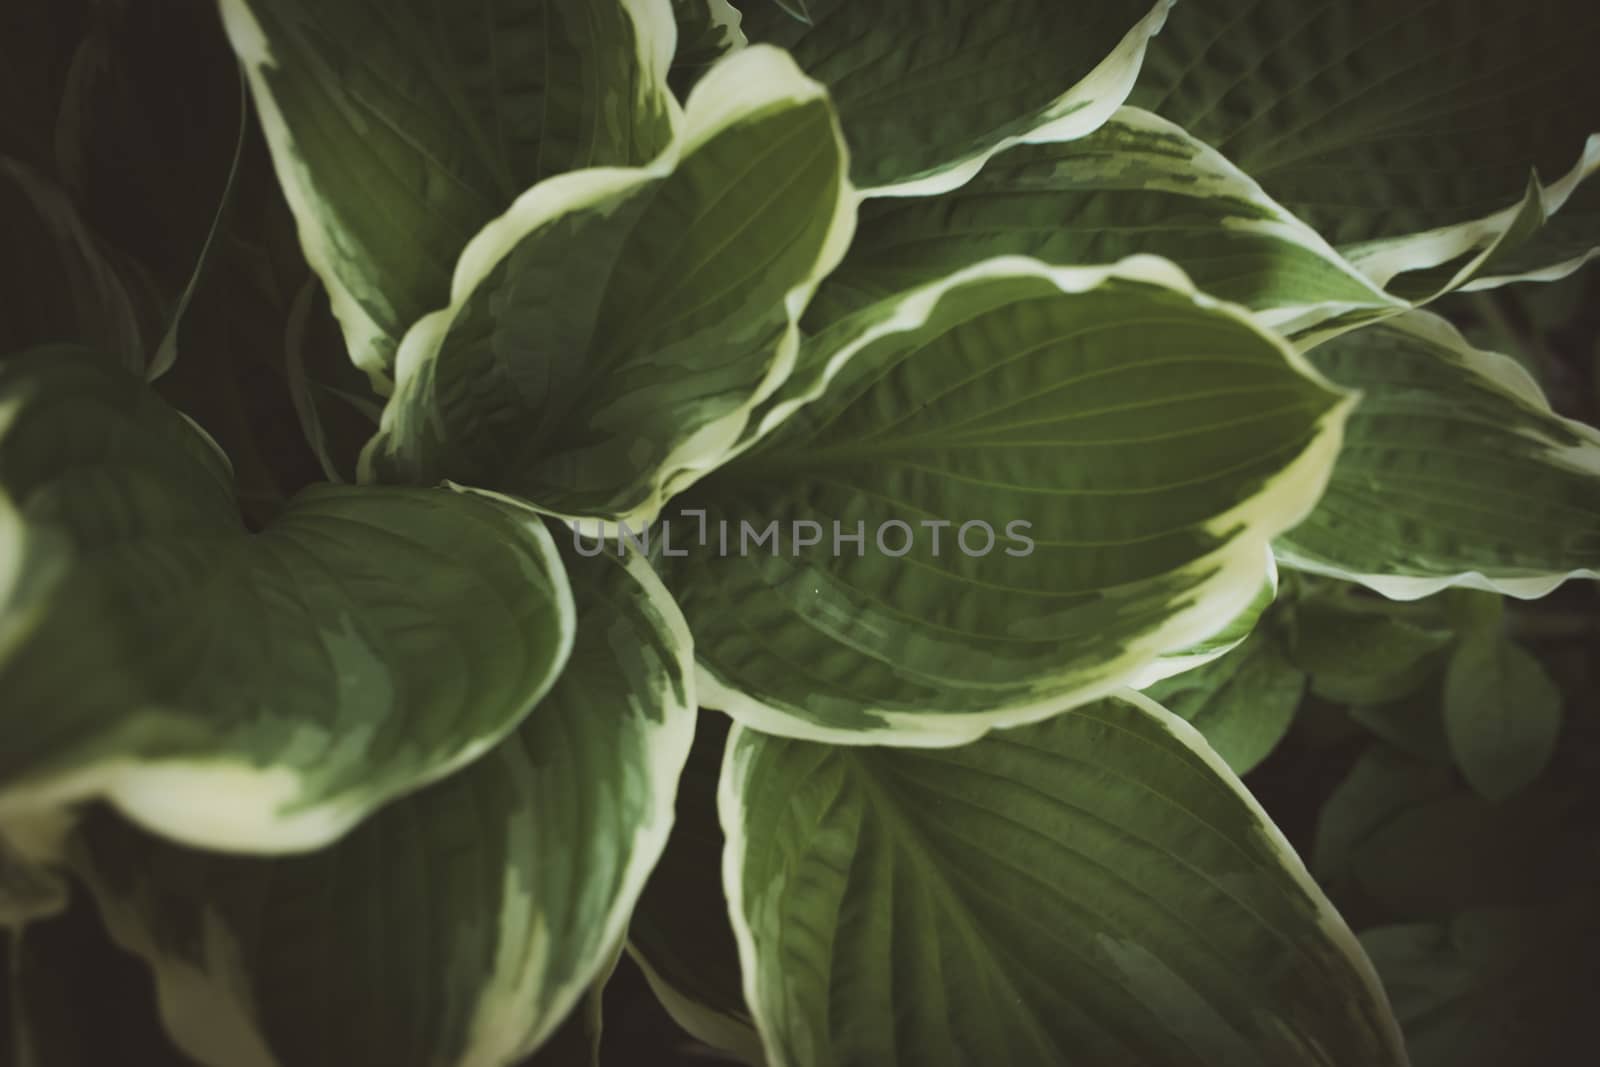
(1134, 551, 1278, 687)
(1442, 629, 1563, 802)
(1463, 174, 1600, 290)
(721, 692, 1407, 1066)
(737, 0, 1174, 195)
(0, 347, 575, 853)
(1278, 311, 1600, 599)
(1312, 746, 1455, 886)
(362, 46, 855, 527)
(1287, 603, 1452, 706)
(628, 712, 763, 1065)
(1146, 627, 1305, 774)
(69, 548, 696, 1067)
(523, 958, 616, 1067)
(669, 0, 745, 95)
(807, 106, 1398, 332)
(215, 0, 680, 380)
(661, 256, 1351, 743)
(1345, 687, 1452, 765)
(1130, 0, 1600, 292)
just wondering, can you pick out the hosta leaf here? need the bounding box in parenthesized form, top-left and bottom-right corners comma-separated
(1463, 176, 1600, 290)
(807, 107, 1398, 332)
(1277, 311, 1600, 599)
(0, 348, 574, 853)
(1145, 626, 1305, 774)
(1442, 627, 1563, 803)
(1311, 745, 1455, 886)
(721, 692, 1407, 1066)
(1346, 689, 1452, 766)
(661, 256, 1351, 744)
(523, 950, 624, 1067)
(215, 0, 679, 380)
(1131, 548, 1278, 688)
(70, 548, 696, 1067)
(363, 46, 855, 527)
(629, 712, 763, 1065)
(1287, 603, 1452, 706)
(737, 0, 1174, 195)
(669, 0, 745, 95)
(1130, 0, 1600, 293)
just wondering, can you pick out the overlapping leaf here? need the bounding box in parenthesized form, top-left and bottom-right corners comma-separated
(0, 348, 574, 852)
(738, 0, 1174, 195)
(1278, 311, 1600, 598)
(722, 692, 1408, 1066)
(1442, 606, 1563, 803)
(1463, 177, 1600, 290)
(1130, 0, 1600, 293)
(1287, 602, 1452, 706)
(1132, 554, 1279, 688)
(69, 549, 695, 1067)
(661, 255, 1351, 743)
(1145, 624, 1305, 774)
(363, 46, 856, 527)
(215, 0, 679, 379)
(669, 0, 745, 95)
(807, 107, 1399, 332)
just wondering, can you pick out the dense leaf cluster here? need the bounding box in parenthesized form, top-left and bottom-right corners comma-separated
(2, 1, 1597, 1064)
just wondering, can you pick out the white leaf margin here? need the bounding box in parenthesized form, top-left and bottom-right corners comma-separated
(1343, 134, 1600, 296)
(217, 0, 684, 390)
(1276, 310, 1600, 601)
(1128, 547, 1280, 690)
(458, 549, 699, 1065)
(0, 478, 577, 855)
(860, 0, 1176, 199)
(358, 44, 859, 531)
(716, 689, 1410, 1067)
(69, 552, 696, 1067)
(697, 253, 1355, 748)
(689, 0, 747, 56)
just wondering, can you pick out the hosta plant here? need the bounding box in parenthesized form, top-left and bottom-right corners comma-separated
(2, 0, 1598, 1064)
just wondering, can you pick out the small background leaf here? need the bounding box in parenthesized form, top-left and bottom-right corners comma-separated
(1443, 628, 1564, 802)
(1147, 628, 1306, 774)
